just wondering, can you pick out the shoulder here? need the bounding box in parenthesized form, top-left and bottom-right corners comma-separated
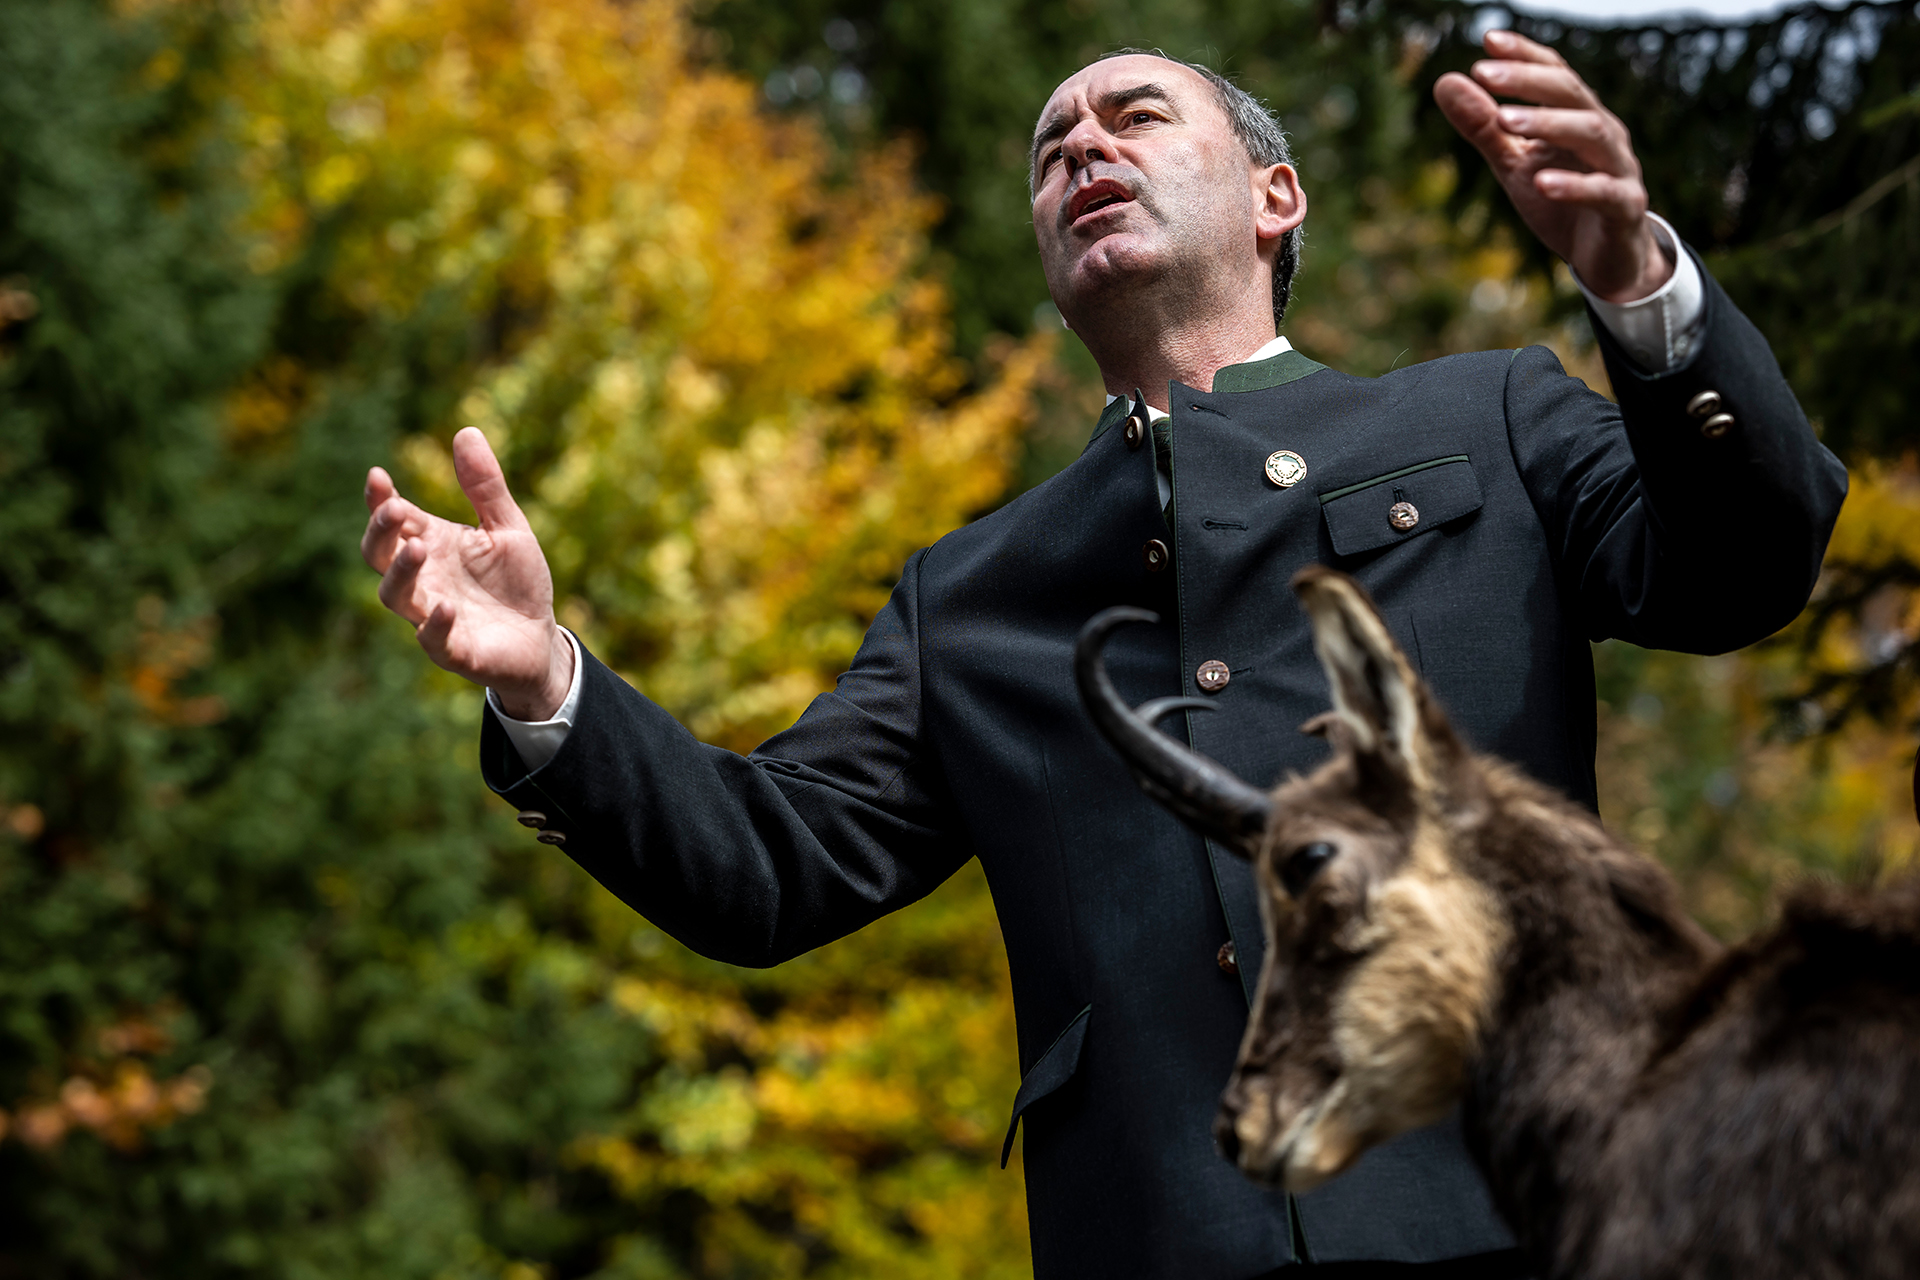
(1345, 347, 1552, 426)
(1327, 347, 1540, 408)
(911, 448, 1090, 585)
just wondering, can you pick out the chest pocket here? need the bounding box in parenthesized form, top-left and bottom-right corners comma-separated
(1319, 455, 1484, 557)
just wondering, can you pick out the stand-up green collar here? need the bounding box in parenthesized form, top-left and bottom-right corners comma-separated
(1086, 347, 1328, 443)
(1210, 346, 1327, 394)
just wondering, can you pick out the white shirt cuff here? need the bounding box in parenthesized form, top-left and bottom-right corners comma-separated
(486, 628, 583, 772)
(1576, 212, 1704, 373)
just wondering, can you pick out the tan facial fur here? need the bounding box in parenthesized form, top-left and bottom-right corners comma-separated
(1203, 570, 1519, 1190)
(1226, 816, 1511, 1190)
(1298, 825, 1509, 1186)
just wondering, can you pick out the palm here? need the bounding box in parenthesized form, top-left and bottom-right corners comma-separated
(362, 428, 566, 711)
(404, 514, 554, 685)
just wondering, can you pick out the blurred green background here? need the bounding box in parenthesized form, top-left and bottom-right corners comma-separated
(2, 0, 1917, 1274)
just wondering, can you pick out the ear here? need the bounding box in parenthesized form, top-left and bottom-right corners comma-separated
(1252, 162, 1306, 246)
(1291, 566, 1453, 790)
(1299, 711, 1343, 740)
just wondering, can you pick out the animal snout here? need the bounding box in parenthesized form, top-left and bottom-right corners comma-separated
(1213, 1099, 1242, 1165)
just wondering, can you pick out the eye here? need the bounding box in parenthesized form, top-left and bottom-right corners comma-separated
(1039, 148, 1062, 176)
(1280, 842, 1337, 897)
(1126, 110, 1156, 126)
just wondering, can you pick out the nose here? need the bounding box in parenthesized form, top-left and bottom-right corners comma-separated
(1060, 118, 1110, 176)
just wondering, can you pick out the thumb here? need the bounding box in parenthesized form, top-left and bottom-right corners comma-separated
(417, 600, 459, 670)
(451, 427, 528, 532)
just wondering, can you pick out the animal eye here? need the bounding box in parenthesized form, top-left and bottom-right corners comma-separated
(1280, 842, 1337, 897)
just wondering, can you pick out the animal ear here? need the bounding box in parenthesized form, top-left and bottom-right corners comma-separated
(1291, 566, 1453, 788)
(1299, 711, 1343, 740)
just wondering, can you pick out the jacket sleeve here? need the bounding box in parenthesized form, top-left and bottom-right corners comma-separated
(480, 547, 971, 967)
(1506, 244, 1848, 653)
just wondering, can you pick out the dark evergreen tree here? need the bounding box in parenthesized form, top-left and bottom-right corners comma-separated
(1414, 0, 1920, 460)
(702, 0, 1917, 454)
(0, 3, 651, 1273)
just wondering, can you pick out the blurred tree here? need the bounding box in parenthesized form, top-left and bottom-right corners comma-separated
(694, 0, 1917, 462)
(4, 0, 1915, 1274)
(236, 0, 1045, 751)
(2, 0, 1037, 1275)
(1397, 3, 1920, 914)
(690, 0, 1618, 487)
(691, 0, 1920, 933)
(1415, 0, 1920, 460)
(1588, 466, 1920, 942)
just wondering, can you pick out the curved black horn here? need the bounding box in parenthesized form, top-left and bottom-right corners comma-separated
(1074, 607, 1274, 854)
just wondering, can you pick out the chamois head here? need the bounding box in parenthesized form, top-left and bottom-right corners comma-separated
(1076, 567, 1512, 1191)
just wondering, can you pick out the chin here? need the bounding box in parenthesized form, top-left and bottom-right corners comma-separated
(1067, 233, 1166, 296)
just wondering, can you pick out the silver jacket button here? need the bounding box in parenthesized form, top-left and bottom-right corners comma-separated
(1264, 449, 1307, 488)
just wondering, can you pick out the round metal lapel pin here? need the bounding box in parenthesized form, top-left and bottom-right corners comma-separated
(1264, 449, 1307, 488)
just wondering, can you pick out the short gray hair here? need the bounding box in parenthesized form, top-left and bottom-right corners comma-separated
(1095, 48, 1304, 326)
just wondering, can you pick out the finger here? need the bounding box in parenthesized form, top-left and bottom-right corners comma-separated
(1496, 106, 1634, 176)
(377, 536, 432, 625)
(451, 427, 528, 533)
(1471, 59, 1600, 111)
(361, 494, 432, 573)
(1433, 71, 1513, 159)
(1534, 169, 1648, 222)
(417, 600, 458, 670)
(366, 466, 396, 515)
(1480, 28, 1567, 68)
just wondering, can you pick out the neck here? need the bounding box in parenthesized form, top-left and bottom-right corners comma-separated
(1068, 283, 1275, 412)
(1459, 783, 1721, 1269)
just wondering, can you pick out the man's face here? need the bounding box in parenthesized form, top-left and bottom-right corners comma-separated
(1029, 56, 1261, 323)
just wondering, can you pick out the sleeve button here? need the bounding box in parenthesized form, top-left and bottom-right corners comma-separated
(1700, 412, 1735, 440)
(516, 810, 547, 829)
(536, 830, 567, 846)
(1686, 390, 1723, 419)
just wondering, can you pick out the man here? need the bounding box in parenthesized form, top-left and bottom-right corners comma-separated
(361, 32, 1845, 1279)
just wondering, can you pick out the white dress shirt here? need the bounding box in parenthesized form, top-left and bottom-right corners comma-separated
(493, 218, 1705, 770)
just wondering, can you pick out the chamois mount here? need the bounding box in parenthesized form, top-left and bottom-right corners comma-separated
(1076, 568, 1920, 1280)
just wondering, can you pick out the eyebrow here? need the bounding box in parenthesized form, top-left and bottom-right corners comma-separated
(1029, 82, 1178, 181)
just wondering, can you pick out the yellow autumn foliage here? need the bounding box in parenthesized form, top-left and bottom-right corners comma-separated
(1592, 463, 1920, 940)
(233, 0, 1048, 750)
(209, 3, 1919, 1271)
(220, 0, 1040, 1273)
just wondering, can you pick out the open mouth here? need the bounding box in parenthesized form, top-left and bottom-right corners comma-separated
(1068, 179, 1134, 225)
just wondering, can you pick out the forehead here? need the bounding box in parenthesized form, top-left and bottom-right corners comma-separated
(1034, 54, 1222, 136)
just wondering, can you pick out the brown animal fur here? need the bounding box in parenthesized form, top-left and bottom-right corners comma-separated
(1212, 566, 1920, 1280)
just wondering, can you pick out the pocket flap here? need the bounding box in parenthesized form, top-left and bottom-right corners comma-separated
(1319, 456, 1483, 557)
(1001, 1004, 1091, 1168)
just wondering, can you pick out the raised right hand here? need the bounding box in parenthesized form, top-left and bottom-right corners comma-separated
(361, 426, 573, 720)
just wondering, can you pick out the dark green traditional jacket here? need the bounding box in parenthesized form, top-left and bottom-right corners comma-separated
(484, 252, 1846, 1279)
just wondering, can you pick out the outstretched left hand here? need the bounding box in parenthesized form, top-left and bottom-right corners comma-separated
(1434, 28, 1671, 304)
